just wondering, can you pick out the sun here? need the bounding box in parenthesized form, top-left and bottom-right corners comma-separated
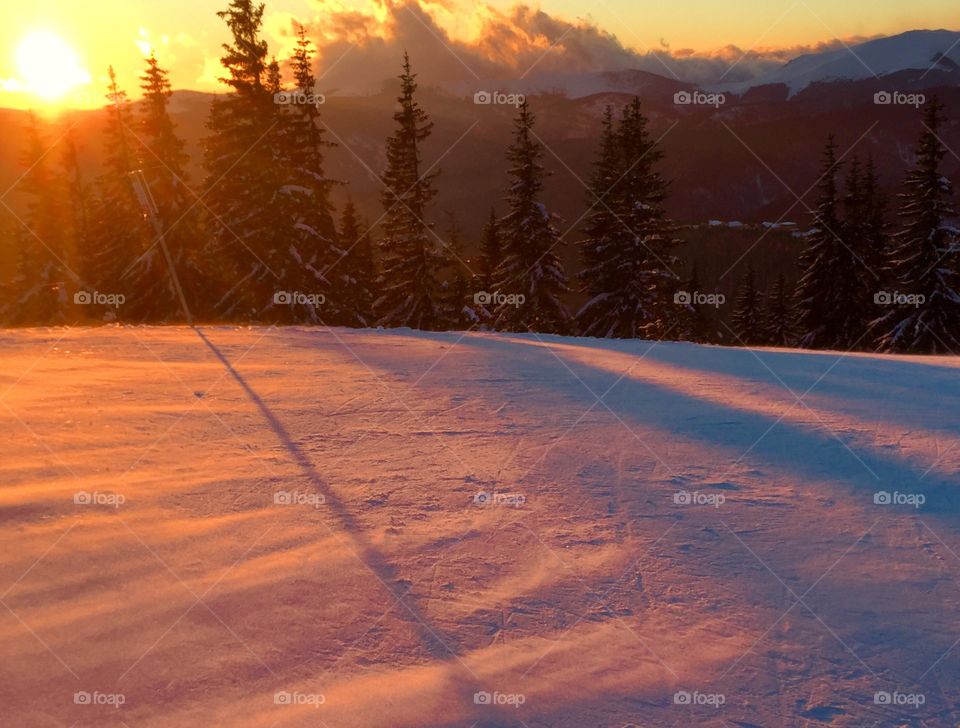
(16, 31, 91, 102)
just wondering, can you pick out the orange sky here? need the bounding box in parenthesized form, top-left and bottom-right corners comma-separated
(0, 0, 957, 110)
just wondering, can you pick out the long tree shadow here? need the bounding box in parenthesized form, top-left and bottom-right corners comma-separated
(340, 329, 960, 519)
(556, 335, 960, 441)
(194, 328, 462, 664)
(338, 329, 960, 724)
(253, 328, 960, 725)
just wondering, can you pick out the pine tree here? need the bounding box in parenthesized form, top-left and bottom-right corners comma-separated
(796, 137, 840, 347)
(577, 106, 620, 334)
(796, 136, 868, 349)
(60, 128, 93, 278)
(0, 219, 18, 325)
(132, 52, 207, 321)
(675, 263, 712, 343)
(474, 208, 501, 324)
(839, 155, 887, 345)
(273, 27, 342, 323)
(442, 215, 477, 329)
(0, 229, 11, 323)
(861, 156, 889, 284)
(762, 273, 798, 347)
(493, 99, 570, 333)
(731, 264, 763, 344)
(478, 207, 501, 293)
(77, 67, 152, 322)
(335, 201, 378, 327)
(203, 0, 295, 321)
(375, 53, 451, 330)
(578, 98, 678, 338)
(9, 114, 71, 325)
(875, 99, 960, 353)
(449, 270, 476, 330)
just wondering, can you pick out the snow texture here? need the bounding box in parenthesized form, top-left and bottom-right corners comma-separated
(2, 326, 960, 726)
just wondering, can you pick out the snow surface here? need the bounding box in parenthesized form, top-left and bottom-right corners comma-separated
(2, 326, 960, 727)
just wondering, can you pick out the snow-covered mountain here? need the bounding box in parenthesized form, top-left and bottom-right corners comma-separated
(438, 30, 960, 99)
(449, 29, 960, 100)
(714, 29, 960, 95)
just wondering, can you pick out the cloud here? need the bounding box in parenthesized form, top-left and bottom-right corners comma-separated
(196, 55, 225, 88)
(242, 0, 891, 96)
(267, 0, 874, 92)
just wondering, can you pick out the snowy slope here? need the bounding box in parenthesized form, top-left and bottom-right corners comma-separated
(715, 29, 960, 94)
(2, 326, 960, 727)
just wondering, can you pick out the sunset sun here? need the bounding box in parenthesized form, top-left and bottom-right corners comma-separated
(15, 30, 90, 101)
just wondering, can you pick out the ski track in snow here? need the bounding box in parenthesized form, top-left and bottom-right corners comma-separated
(1, 326, 959, 727)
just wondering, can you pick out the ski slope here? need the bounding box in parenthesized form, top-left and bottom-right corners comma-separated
(1, 326, 959, 727)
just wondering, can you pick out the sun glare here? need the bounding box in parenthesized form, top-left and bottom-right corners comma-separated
(15, 31, 90, 102)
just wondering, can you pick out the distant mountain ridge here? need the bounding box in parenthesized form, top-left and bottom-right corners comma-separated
(437, 29, 960, 100)
(712, 29, 960, 95)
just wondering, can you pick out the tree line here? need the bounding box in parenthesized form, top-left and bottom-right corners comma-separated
(723, 100, 959, 354)
(1, 0, 957, 355)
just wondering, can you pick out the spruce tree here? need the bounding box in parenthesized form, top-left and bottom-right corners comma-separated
(577, 106, 619, 332)
(335, 201, 378, 327)
(0, 219, 18, 325)
(479, 207, 501, 293)
(475, 208, 502, 324)
(60, 129, 94, 286)
(133, 52, 206, 321)
(442, 215, 477, 328)
(861, 156, 889, 284)
(10, 114, 71, 324)
(731, 264, 763, 344)
(375, 53, 451, 330)
(578, 99, 678, 338)
(203, 0, 293, 320)
(796, 136, 868, 349)
(875, 99, 960, 353)
(839, 155, 886, 346)
(493, 99, 570, 333)
(762, 273, 798, 347)
(273, 27, 342, 323)
(676, 263, 712, 343)
(86, 66, 151, 321)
